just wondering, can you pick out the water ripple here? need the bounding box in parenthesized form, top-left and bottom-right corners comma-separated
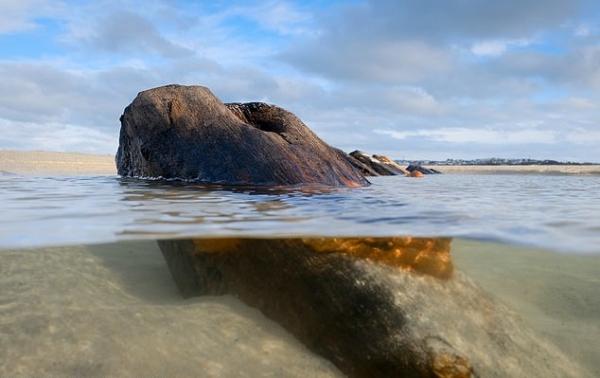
(0, 174, 599, 253)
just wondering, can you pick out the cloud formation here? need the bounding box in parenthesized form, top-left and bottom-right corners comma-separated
(0, 0, 598, 160)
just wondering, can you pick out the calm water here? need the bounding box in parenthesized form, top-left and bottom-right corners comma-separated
(1, 173, 599, 377)
(1, 174, 599, 253)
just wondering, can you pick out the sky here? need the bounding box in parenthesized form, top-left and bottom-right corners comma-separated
(0, 0, 599, 161)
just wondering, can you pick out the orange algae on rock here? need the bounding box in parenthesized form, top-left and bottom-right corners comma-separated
(303, 236, 453, 279)
(190, 236, 453, 279)
(432, 353, 473, 378)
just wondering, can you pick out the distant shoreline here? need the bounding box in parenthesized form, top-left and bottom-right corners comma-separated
(433, 165, 600, 175)
(0, 150, 116, 175)
(2, 150, 600, 176)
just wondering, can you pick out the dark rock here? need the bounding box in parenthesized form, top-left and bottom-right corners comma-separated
(116, 85, 369, 187)
(158, 237, 463, 377)
(372, 154, 409, 175)
(344, 153, 380, 176)
(158, 237, 583, 378)
(349, 150, 407, 176)
(406, 164, 442, 175)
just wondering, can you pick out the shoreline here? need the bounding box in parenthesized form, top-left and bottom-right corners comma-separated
(0, 150, 116, 175)
(2, 150, 600, 176)
(432, 164, 600, 175)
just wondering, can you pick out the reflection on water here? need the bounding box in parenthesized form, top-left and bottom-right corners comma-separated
(1, 174, 600, 253)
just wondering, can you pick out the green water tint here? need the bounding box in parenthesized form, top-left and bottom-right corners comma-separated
(1, 237, 598, 377)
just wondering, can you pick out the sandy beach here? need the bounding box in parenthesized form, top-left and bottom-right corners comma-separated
(0, 150, 116, 175)
(2, 149, 599, 176)
(434, 164, 600, 175)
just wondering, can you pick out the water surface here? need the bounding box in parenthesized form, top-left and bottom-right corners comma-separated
(1, 173, 599, 376)
(1, 174, 599, 253)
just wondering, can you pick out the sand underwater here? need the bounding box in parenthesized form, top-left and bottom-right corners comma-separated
(1, 238, 598, 377)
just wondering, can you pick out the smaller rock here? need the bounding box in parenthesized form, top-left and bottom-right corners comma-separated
(372, 154, 409, 175)
(407, 170, 424, 178)
(345, 153, 380, 176)
(349, 151, 407, 176)
(406, 164, 442, 175)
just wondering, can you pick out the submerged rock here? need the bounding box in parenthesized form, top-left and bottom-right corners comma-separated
(116, 85, 369, 187)
(158, 237, 585, 378)
(349, 150, 407, 176)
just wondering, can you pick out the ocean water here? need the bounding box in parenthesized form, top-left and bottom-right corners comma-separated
(1, 173, 599, 377)
(1, 174, 600, 252)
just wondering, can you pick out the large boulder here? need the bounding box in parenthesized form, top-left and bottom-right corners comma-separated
(158, 237, 586, 378)
(116, 85, 369, 187)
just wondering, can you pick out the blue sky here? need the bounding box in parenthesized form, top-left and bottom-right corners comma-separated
(0, 0, 599, 161)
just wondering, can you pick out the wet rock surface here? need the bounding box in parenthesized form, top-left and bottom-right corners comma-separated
(373, 154, 410, 175)
(349, 150, 407, 176)
(407, 164, 442, 175)
(116, 85, 368, 187)
(348, 151, 440, 176)
(158, 237, 586, 378)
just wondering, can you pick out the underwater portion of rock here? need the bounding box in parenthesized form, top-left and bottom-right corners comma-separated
(116, 85, 369, 187)
(158, 236, 585, 378)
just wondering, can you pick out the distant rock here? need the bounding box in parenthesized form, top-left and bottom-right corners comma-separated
(345, 153, 381, 176)
(372, 154, 410, 175)
(407, 164, 442, 175)
(349, 151, 408, 176)
(116, 85, 369, 187)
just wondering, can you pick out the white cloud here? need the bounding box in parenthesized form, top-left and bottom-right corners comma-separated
(470, 39, 532, 57)
(564, 128, 600, 144)
(574, 24, 591, 37)
(0, 0, 63, 33)
(382, 87, 444, 114)
(283, 39, 452, 84)
(374, 127, 558, 144)
(561, 97, 596, 110)
(61, 8, 193, 58)
(0, 119, 117, 154)
(232, 1, 314, 36)
(0, 0, 599, 161)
